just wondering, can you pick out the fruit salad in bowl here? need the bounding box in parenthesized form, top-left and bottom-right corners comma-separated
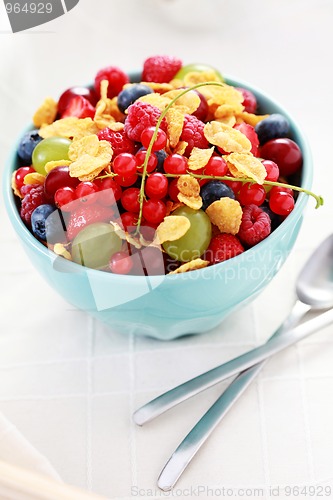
(3, 56, 318, 339)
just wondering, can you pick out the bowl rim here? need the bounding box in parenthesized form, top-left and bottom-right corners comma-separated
(2, 72, 313, 282)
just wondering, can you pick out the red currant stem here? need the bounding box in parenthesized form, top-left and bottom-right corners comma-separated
(163, 172, 324, 208)
(135, 81, 229, 234)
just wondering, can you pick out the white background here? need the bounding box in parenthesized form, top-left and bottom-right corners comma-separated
(1, 1, 333, 498)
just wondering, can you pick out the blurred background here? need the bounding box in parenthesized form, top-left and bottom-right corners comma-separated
(1, 0, 333, 498)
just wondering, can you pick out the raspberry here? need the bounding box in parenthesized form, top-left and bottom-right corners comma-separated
(124, 101, 167, 142)
(20, 185, 47, 225)
(238, 204, 271, 247)
(205, 234, 244, 264)
(94, 66, 129, 98)
(98, 128, 136, 157)
(180, 114, 209, 155)
(142, 55, 182, 83)
(67, 204, 115, 240)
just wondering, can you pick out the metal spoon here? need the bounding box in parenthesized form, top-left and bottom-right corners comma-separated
(152, 234, 333, 490)
(134, 234, 333, 428)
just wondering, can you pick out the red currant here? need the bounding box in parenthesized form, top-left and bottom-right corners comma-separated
(113, 153, 137, 179)
(224, 175, 242, 194)
(140, 127, 167, 151)
(114, 173, 138, 187)
(142, 199, 166, 225)
(168, 178, 180, 202)
(269, 185, 293, 197)
(136, 149, 158, 173)
(204, 156, 228, 177)
(75, 181, 99, 205)
(54, 187, 76, 211)
(238, 183, 266, 206)
(163, 154, 188, 175)
(15, 166, 35, 190)
(121, 187, 141, 213)
(259, 138, 302, 176)
(269, 191, 295, 215)
(262, 160, 279, 182)
(145, 173, 168, 199)
(121, 212, 139, 232)
(109, 251, 133, 275)
(95, 177, 122, 205)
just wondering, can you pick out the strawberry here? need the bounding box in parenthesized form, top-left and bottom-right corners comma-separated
(66, 204, 115, 240)
(61, 95, 96, 119)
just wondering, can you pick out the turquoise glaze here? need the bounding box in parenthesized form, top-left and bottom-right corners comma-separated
(3, 74, 313, 340)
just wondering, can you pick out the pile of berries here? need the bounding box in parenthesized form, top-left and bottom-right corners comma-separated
(12, 55, 305, 276)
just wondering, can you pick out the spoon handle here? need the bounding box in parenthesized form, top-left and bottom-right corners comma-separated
(134, 304, 332, 426)
(157, 300, 309, 491)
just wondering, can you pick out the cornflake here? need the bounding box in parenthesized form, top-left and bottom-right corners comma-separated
(204, 121, 251, 153)
(69, 139, 112, 181)
(173, 141, 188, 155)
(163, 89, 200, 115)
(188, 146, 214, 171)
(226, 152, 266, 184)
(216, 115, 237, 127)
(177, 175, 202, 209)
(53, 243, 72, 261)
(23, 172, 45, 186)
(94, 80, 124, 130)
(169, 258, 209, 274)
(137, 93, 170, 112)
(33, 97, 57, 128)
(68, 135, 100, 161)
(206, 198, 243, 235)
(236, 112, 269, 127)
(44, 160, 71, 174)
(165, 201, 183, 216)
(140, 81, 174, 93)
(166, 108, 184, 147)
(39, 117, 99, 139)
(155, 215, 190, 244)
(11, 171, 21, 198)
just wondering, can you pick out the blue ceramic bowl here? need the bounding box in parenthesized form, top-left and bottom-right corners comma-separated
(3, 74, 312, 340)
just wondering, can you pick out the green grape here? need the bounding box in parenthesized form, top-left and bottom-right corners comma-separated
(175, 63, 224, 82)
(32, 137, 72, 175)
(163, 207, 212, 263)
(71, 223, 122, 270)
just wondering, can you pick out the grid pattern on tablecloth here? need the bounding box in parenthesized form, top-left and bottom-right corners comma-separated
(1, 210, 333, 500)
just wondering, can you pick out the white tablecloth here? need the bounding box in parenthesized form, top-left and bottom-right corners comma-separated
(1, 1, 333, 498)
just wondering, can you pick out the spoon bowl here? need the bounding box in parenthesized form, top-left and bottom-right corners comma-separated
(296, 234, 333, 309)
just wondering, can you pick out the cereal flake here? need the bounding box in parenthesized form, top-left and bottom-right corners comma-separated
(33, 97, 57, 128)
(225, 152, 266, 184)
(206, 198, 243, 235)
(204, 121, 251, 153)
(169, 258, 209, 274)
(156, 215, 190, 244)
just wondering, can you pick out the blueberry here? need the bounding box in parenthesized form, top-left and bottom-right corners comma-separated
(155, 150, 168, 172)
(117, 84, 154, 113)
(200, 180, 235, 211)
(45, 208, 68, 244)
(31, 204, 56, 241)
(17, 129, 43, 164)
(255, 114, 289, 145)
